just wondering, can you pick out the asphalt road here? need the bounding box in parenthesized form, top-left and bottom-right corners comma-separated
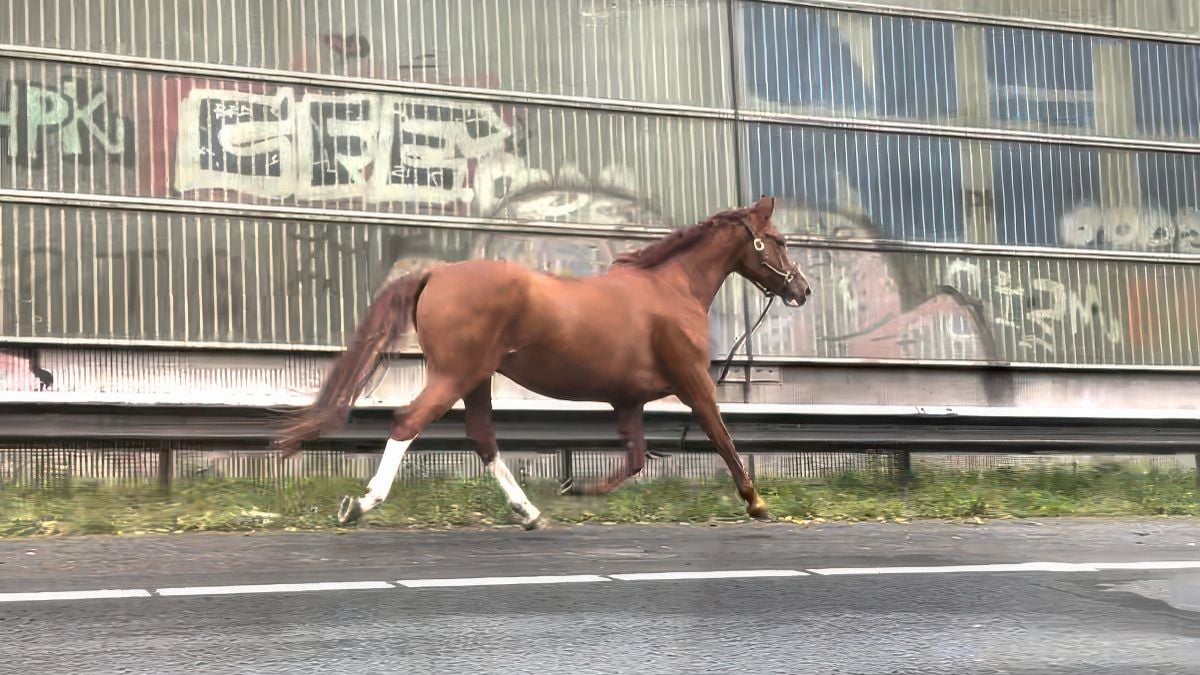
(2, 519, 1200, 674)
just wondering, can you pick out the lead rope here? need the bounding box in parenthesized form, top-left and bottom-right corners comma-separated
(673, 295, 776, 455)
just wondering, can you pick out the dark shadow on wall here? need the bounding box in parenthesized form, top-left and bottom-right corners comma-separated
(0, 348, 54, 391)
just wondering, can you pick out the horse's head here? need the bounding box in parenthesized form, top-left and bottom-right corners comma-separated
(731, 196, 812, 307)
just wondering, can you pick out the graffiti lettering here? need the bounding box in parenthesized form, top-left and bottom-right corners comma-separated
(0, 78, 133, 166)
(1065, 282, 1124, 344)
(175, 89, 296, 197)
(175, 88, 511, 203)
(298, 93, 377, 199)
(943, 260, 1122, 354)
(1059, 204, 1200, 253)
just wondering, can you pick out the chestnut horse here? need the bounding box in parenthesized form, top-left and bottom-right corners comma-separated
(274, 196, 811, 529)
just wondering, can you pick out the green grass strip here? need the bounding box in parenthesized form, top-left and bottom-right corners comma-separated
(2, 464, 1197, 538)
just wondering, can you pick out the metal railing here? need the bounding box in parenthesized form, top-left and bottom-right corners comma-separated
(2, 402, 1198, 488)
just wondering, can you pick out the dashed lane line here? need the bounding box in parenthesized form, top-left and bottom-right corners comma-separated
(608, 570, 808, 581)
(155, 581, 395, 596)
(397, 574, 609, 588)
(0, 589, 152, 603)
(3, 560, 1199, 603)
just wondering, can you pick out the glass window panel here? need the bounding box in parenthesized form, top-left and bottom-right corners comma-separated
(800, 0, 1200, 40)
(985, 27, 1095, 130)
(744, 123, 1200, 255)
(738, 3, 1200, 143)
(1131, 42, 1200, 139)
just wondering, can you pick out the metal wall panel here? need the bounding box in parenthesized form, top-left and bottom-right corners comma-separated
(0, 59, 737, 228)
(746, 123, 1200, 252)
(0, 203, 749, 355)
(2, 0, 732, 108)
(738, 2, 1200, 143)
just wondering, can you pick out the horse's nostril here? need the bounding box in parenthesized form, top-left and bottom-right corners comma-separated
(805, 287, 812, 296)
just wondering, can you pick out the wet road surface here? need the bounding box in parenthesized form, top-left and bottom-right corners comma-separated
(2, 519, 1199, 674)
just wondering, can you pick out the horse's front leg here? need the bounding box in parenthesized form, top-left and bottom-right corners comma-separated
(676, 373, 772, 520)
(561, 404, 646, 496)
(655, 330, 773, 520)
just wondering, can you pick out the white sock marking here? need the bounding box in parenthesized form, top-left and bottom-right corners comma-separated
(488, 458, 542, 524)
(156, 581, 393, 597)
(397, 574, 608, 588)
(608, 570, 808, 581)
(359, 437, 413, 513)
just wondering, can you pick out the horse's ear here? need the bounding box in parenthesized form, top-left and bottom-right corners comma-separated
(753, 195, 775, 220)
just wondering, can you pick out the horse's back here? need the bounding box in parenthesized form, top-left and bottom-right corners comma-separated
(413, 259, 688, 401)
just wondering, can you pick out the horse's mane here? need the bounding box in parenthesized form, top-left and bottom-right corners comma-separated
(612, 208, 748, 269)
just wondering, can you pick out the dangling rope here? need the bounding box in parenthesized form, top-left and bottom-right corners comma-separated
(673, 295, 776, 455)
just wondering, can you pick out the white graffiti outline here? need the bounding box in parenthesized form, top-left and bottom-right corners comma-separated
(174, 87, 513, 204)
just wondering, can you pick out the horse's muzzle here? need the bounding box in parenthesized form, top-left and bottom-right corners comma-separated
(782, 277, 812, 307)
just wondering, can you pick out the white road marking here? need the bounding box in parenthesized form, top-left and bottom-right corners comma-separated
(4, 559, 1200, 604)
(609, 570, 808, 581)
(155, 581, 394, 596)
(1091, 561, 1200, 571)
(0, 589, 152, 602)
(397, 575, 609, 588)
(810, 562, 1105, 575)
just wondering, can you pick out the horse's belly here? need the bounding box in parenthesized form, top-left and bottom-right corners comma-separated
(494, 272, 675, 403)
(498, 350, 668, 403)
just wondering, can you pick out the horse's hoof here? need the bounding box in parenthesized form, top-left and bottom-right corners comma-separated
(752, 511, 778, 523)
(746, 496, 773, 521)
(337, 495, 363, 525)
(522, 515, 549, 531)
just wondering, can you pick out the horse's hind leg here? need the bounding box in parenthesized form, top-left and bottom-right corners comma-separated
(338, 436, 411, 525)
(337, 375, 468, 525)
(464, 381, 546, 530)
(562, 404, 646, 496)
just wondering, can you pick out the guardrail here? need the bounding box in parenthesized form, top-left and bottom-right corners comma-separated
(2, 402, 1199, 488)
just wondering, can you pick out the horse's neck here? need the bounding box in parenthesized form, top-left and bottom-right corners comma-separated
(652, 231, 740, 308)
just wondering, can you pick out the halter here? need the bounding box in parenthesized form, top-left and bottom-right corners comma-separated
(740, 221, 803, 307)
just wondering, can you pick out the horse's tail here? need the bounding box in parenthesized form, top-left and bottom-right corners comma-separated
(274, 269, 432, 456)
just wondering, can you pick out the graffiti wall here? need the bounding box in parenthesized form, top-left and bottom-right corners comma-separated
(0, 201, 750, 358)
(2, 0, 1199, 374)
(743, 201, 1200, 366)
(0, 59, 734, 227)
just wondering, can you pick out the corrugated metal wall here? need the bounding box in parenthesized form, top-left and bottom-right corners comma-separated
(1, 0, 1198, 383)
